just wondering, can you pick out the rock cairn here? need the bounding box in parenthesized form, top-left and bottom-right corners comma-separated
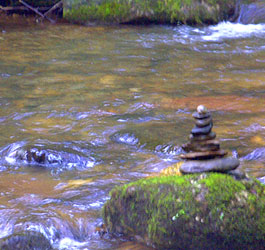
(179, 105, 240, 175)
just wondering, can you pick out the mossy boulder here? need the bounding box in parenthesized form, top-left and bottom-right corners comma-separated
(63, 0, 241, 25)
(103, 173, 265, 250)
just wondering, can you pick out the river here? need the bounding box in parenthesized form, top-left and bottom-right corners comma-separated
(0, 17, 265, 249)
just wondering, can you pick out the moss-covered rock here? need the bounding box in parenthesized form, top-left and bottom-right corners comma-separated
(103, 173, 265, 250)
(63, 0, 240, 25)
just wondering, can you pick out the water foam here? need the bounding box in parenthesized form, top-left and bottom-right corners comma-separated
(58, 237, 88, 250)
(202, 22, 265, 41)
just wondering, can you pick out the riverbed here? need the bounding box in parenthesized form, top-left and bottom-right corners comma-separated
(0, 17, 264, 249)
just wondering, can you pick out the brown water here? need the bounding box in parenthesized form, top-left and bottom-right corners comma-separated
(0, 17, 265, 249)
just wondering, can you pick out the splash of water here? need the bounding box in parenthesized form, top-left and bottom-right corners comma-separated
(201, 22, 265, 41)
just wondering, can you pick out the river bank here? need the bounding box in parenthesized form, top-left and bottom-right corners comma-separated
(1, 0, 265, 25)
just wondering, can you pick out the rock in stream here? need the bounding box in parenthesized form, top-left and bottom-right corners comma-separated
(103, 173, 265, 250)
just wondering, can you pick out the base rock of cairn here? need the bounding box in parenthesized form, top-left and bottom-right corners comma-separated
(180, 105, 240, 175)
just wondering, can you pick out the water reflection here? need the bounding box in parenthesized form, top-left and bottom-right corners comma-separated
(0, 17, 264, 249)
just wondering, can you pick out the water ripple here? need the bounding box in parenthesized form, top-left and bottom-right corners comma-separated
(1, 141, 96, 174)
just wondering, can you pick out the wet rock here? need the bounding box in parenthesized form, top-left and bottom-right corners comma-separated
(179, 149, 227, 160)
(227, 169, 248, 180)
(110, 132, 139, 146)
(182, 139, 220, 152)
(110, 122, 185, 152)
(16, 148, 47, 164)
(195, 116, 212, 127)
(192, 111, 211, 119)
(103, 173, 265, 250)
(191, 122, 212, 135)
(8, 144, 95, 172)
(179, 157, 239, 174)
(0, 231, 53, 250)
(236, 1, 265, 24)
(241, 147, 265, 161)
(189, 131, 216, 141)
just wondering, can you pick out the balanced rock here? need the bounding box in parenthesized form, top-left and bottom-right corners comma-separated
(180, 105, 239, 174)
(182, 139, 220, 152)
(182, 105, 223, 160)
(195, 116, 212, 127)
(192, 111, 211, 119)
(189, 131, 216, 141)
(180, 149, 227, 160)
(191, 123, 213, 135)
(180, 157, 240, 174)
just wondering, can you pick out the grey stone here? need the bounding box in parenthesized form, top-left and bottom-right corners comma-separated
(197, 105, 208, 114)
(0, 231, 53, 250)
(195, 117, 212, 127)
(179, 149, 227, 160)
(237, 1, 265, 24)
(191, 123, 212, 135)
(182, 139, 220, 152)
(180, 157, 240, 174)
(192, 111, 211, 119)
(189, 132, 216, 141)
(227, 169, 248, 180)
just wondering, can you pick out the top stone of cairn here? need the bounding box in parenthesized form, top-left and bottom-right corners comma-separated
(192, 105, 211, 119)
(197, 105, 208, 114)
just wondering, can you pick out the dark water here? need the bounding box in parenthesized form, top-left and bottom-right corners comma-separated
(0, 17, 265, 249)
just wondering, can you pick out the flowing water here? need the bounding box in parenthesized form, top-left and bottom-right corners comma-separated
(0, 16, 265, 249)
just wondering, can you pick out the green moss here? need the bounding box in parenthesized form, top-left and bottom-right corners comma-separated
(199, 173, 246, 204)
(64, 0, 249, 25)
(103, 173, 265, 249)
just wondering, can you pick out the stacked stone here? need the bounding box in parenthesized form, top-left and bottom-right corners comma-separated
(179, 105, 240, 174)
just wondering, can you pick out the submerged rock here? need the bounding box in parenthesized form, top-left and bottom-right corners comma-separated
(103, 173, 265, 250)
(5, 143, 96, 172)
(16, 148, 46, 164)
(110, 123, 184, 152)
(0, 231, 53, 250)
(242, 147, 265, 161)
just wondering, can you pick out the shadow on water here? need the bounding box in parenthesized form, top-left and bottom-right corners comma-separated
(0, 16, 264, 249)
